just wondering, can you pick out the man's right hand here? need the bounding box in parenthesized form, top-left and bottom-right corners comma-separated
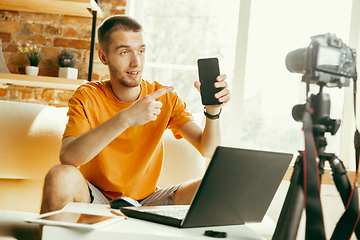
(60, 86, 174, 166)
(123, 86, 174, 127)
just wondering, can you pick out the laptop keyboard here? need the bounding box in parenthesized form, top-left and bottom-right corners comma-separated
(146, 208, 188, 220)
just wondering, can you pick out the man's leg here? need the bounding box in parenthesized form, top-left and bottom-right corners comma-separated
(40, 164, 91, 214)
(173, 179, 201, 205)
(138, 179, 201, 206)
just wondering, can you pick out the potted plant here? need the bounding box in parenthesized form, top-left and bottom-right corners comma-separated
(57, 49, 78, 79)
(17, 43, 42, 76)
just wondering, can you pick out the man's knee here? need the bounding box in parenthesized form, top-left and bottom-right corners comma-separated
(44, 164, 82, 187)
(43, 164, 90, 200)
(41, 164, 91, 212)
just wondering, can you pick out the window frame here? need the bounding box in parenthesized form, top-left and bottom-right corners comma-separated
(340, 0, 360, 170)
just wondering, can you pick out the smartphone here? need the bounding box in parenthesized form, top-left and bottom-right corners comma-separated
(197, 57, 221, 105)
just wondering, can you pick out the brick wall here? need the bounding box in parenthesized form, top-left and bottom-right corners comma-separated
(0, 83, 74, 107)
(0, 0, 127, 106)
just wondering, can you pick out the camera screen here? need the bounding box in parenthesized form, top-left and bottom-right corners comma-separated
(317, 45, 341, 72)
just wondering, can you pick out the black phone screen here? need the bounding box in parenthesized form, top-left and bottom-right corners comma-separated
(197, 58, 221, 105)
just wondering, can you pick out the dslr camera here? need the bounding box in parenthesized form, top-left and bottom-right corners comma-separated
(285, 33, 357, 88)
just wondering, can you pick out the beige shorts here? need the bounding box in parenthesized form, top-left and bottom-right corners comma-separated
(87, 181, 182, 206)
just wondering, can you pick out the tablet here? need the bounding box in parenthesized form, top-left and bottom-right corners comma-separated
(26, 209, 123, 230)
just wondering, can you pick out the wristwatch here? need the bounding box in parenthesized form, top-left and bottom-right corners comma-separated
(203, 107, 222, 119)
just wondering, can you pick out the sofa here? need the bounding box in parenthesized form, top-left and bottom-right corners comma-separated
(0, 100, 207, 240)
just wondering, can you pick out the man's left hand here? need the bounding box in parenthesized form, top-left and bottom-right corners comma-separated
(194, 74, 231, 115)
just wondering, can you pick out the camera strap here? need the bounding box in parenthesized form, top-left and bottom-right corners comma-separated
(330, 75, 360, 240)
(302, 98, 326, 240)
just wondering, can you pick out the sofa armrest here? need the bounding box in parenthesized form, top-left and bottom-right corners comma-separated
(158, 129, 207, 188)
(0, 100, 68, 212)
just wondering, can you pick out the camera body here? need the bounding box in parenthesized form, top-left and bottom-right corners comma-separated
(285, 33, 357, 88)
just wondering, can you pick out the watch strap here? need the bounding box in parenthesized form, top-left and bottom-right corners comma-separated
(203, 107, 222, 119)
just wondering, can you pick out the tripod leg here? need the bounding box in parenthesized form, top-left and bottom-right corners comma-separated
(329, 156, 360, 239)
(272, 155, 304, 240)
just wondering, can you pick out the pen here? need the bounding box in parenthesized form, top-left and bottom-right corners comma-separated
(110, 209, 128, 219)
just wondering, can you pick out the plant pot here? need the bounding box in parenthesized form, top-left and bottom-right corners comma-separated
(25, 66, 39, 76)
(59, 67, 78, 79)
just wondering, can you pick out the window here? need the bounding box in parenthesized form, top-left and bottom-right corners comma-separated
(130, 0, 240, 114)
(237, 0, 353, 157)
(129, 0, 359, 169)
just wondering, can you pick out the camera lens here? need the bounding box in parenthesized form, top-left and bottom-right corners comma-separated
(285, 47, 308, 74)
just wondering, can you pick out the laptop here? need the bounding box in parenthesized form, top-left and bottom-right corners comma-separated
(120, 146, 293, 228)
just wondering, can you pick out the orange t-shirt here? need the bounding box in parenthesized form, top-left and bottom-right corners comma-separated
(63, 79, 194, 200)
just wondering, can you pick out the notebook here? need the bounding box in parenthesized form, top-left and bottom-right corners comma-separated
(120, 146, 293, 228)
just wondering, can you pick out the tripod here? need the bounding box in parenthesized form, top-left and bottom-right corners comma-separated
(272, 87, 359, 240)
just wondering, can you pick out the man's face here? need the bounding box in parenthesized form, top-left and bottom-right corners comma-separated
(101, 31, 146, 88)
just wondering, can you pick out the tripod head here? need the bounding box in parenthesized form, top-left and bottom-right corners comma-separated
(292, 83, 341, 154)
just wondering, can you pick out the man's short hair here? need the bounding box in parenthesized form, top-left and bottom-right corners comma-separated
(98, 15, 143, 53)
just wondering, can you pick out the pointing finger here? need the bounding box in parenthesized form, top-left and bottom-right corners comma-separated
(146, 86, 174, 101)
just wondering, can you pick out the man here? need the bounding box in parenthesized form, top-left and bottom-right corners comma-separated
(40, 15, 230, 214)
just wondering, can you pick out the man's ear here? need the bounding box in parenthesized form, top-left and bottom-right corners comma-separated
(98, 49, 108, 65)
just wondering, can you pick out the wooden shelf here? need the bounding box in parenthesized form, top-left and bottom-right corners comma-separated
(0, 0, 103, 18)
(0, 73, 85, 90)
